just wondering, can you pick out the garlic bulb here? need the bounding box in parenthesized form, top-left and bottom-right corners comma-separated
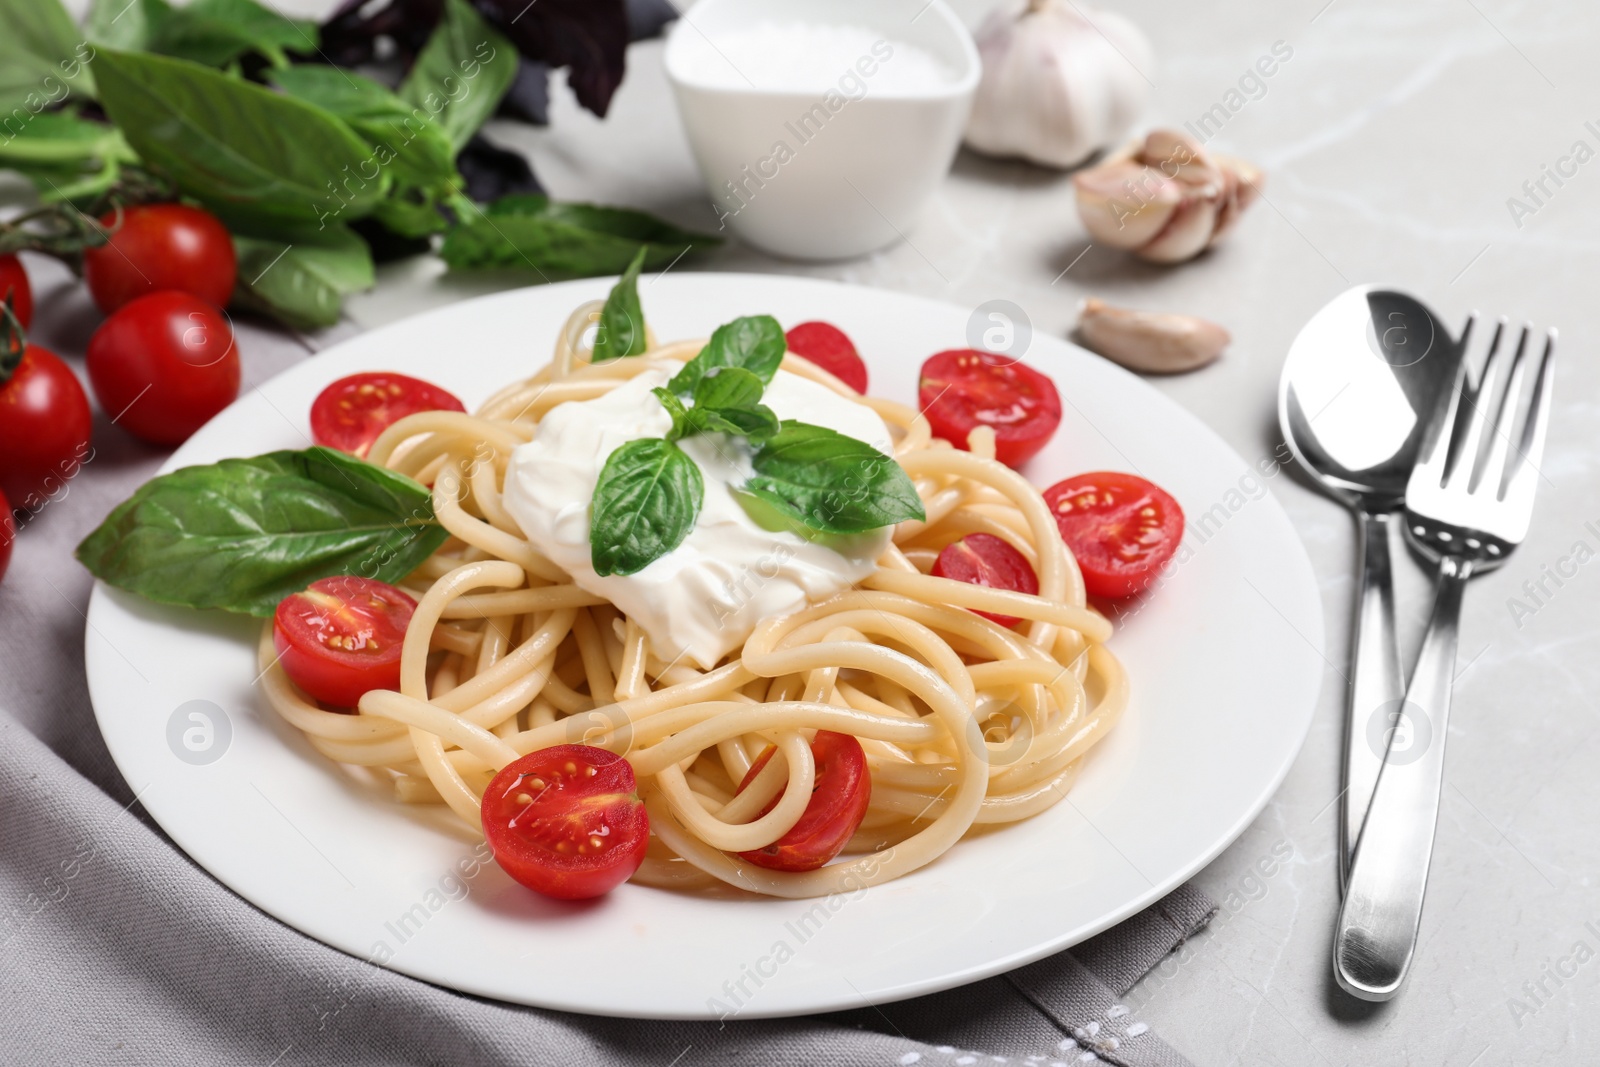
(1075, 298, 1229, 373)
(964, 0, 1152, 169)
(1073, 129, 1262, 263)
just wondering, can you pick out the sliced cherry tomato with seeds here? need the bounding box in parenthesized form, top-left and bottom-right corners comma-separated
(733, 730, 871, 872)
(918, 349, 1062, 469)
(1043, 471, 1184, 599)
(482, 745, 649, 900)
(785, 320, 869, 393)
(311, 371, 466, 458)
(931, 532, 1039, 627)
(272, 576, 417, 708)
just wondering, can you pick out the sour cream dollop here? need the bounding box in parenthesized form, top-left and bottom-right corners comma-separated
(502, 360, 896, 670)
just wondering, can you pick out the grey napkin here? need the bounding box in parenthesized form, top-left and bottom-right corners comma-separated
(0, 263, 1214, 1066)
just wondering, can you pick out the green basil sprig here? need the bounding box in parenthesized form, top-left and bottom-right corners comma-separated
(744, 421, 925, 535)
(76, 447, 448, 616)
(397, 0, 518, 156)
(667, 314, 785, 397)
(587, 310, 923, 574)
(592, 247, 648, 362)
(440, 194, 722, 276)
(589, 437, 703, 577)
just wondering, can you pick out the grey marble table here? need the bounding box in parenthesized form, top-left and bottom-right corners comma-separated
(54, 0, 1600, 1062)
(347, 2, 1600, 1062)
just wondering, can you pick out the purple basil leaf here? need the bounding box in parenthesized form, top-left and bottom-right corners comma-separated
(498, 59, 551, 125)
(482, 0, 628, 118)
(456, 133, 544, 204)
(625, 0, 677, 41)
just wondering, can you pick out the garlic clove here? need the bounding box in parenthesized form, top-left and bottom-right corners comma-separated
(1071, 128, 1263, 263)
(964, 0, 1153, 170)
(1139, 195, 1220, 263)
(1074, 298, 1229, 374)
(1071, 159, 1184, 249)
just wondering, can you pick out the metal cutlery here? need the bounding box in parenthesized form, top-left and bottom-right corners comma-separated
(1333, 317, 1557, 1001)
(1279, 287, 1461, 882)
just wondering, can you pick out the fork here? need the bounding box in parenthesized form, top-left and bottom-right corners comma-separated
(1332, 316, 1557, 1001)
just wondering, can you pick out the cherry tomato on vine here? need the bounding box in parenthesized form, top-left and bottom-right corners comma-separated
(272, 576, 417, 709)
(0, 255, 32, 330)
(310, 372, 466, 458)
(733, 730, 870, 872)
(0, 487, 14, 585)
(83, 203, 237, 315)
(87, 292, 240, 446)
(785, 320, 869, 393)
(482, 744, 650, 900)
(1042, 471, 1184, 599)
(931, 532, 1039, 628)
(0, 306, 92, 511)
(918, 348, 1062, 468)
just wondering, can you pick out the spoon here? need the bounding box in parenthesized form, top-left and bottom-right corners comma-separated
(1278, 286, 1460, 885)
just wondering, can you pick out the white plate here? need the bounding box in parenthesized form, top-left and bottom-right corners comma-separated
(85, 273, 1322, 1019)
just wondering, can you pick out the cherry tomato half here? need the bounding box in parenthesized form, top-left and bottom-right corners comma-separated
(1043, 472, 1185, 599)
(918, 349, 1062, 469)
(785, 320, 869, 393)
(87, 291, 240, 446)
(0, 487, 14, 585)
(310, 372, 467, 458)
(272, 577, 417, 708)
(0, 331, 92, 511)
(931, 532, 1039, 628)
(482, 745, 650, 900)
(0, 255, 33, 330)
(83, 203, 237, 315)
(734, 731, 870, 872)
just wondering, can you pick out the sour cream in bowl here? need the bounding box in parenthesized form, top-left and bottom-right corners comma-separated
(664, 0, 979, 261)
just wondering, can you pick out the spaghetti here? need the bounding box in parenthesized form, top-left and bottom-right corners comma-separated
(258, 300, 1128, 899)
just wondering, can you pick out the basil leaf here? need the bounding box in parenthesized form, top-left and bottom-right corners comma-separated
(146, 0, 318, 68)
(76, 447, 448, 616)
(668, 315, 785, 397)
(650, 387, 691, 441)
(0, 112, 130, 167)
(680, 367, 778, 440)
(268, 64, 456, 191)
(92, 49, 384, 228)
(0, 0, 96, 108)
(398, 0, 517, 155)
(440, 194, 720, 276)
(87, 0, 169, 51)
(590, 437, 703, 577)
(591, 246, 648, 362)
(231, 225, 375, 330)
(743, 421, 925, 535)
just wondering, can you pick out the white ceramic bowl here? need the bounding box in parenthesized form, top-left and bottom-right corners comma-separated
(664, 0, 979, 261)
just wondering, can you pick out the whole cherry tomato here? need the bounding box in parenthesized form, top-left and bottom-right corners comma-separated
(83, 203, 237, 315)
(918, 348, 1062, 469)
(1043, 471, 1185, 599)
(87, 292, 240, 446)
(0, 308, 92, 511)
(0, 255, 32, 330)
(733, 730, 871, 872)
(0, 487, 14, 585)
(482, 745, 650, 900)
(273, 576, 418, 709)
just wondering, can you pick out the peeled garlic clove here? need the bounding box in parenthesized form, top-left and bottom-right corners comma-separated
(1071, 159, 1184, 249)
(964, 0, 1153, 169)
(1075, 298, 1229, 374)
